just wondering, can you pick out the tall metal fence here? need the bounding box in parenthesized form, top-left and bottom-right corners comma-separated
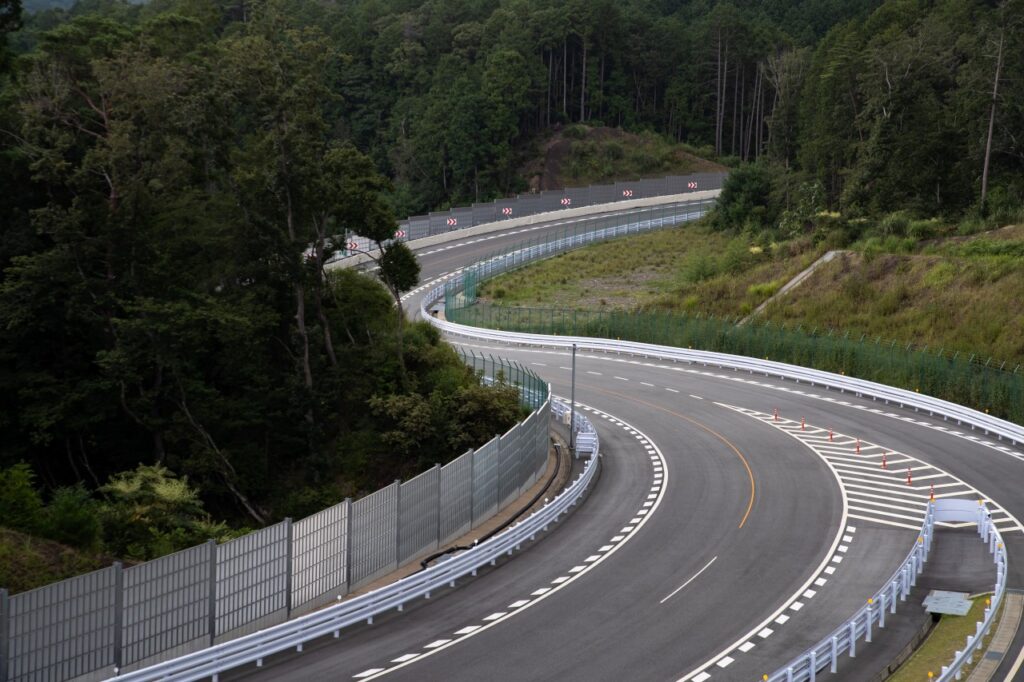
(335, 172, 726, 258)
(0, 357, 551, 682)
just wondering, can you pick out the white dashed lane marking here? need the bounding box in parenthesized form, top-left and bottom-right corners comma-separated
(353, 403, 668, 680)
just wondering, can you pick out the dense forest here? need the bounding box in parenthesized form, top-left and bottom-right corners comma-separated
(1, 0, 1022, 560)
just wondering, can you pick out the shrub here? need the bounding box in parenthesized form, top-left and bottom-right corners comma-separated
(0, 464, 44, 534)
(879, 211, 912, 236)
(714, 163, 775, 231)
(748, 280, 782, 298)
(563, 124, 588, 140)
(43, 485, 102, 551)
(680, 252, 718, 284)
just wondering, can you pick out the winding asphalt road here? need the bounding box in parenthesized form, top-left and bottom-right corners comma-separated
(235, 202, 1024, 681)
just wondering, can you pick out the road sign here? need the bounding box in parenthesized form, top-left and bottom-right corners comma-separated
(622, 189, 633, 198)
(394, 229, 406, 238)
(687, 181, 698, 189)
(560, 197, 572, 206)
(446, 217, 458, 227)
(502, 207, 513, 216)
(346, 241, 358, 250)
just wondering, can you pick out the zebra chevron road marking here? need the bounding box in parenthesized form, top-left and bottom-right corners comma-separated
(720, 404, 1024, 534)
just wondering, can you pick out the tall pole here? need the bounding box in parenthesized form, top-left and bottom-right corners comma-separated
(570, 343, 577, 453)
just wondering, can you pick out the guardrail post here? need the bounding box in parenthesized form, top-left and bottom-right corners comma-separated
(113, 561, 123, 673)
(879, 593, 886, 628)
(1, 587, 9, 682)
(848, 621, 856, 657)
(866, 604, 873, 642)
(830, 636, 838, 673)
(207, 539, 217, 645)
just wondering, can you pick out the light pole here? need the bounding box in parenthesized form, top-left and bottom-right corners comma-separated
(569, 343, 577, 453)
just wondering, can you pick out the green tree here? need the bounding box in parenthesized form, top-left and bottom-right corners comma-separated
(0, 463, 44, 533)
(99, 464, 231, 560)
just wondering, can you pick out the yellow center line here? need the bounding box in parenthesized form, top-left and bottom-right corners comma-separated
(583, 382, 757, 529)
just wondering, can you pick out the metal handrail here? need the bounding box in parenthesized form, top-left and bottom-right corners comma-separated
(767, 505, 935, 681)
(937, 506, 1008, 681)
(113, 399, 601, 681)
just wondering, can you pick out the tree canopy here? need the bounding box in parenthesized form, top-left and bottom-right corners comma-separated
(2, 0, 1023, 541)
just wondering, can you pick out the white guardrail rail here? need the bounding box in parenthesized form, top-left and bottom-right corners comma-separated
(113, 399, 601, 681)
(423, 285, 1018, 682)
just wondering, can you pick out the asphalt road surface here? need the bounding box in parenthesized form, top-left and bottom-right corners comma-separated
(235, 205, 1023, 681)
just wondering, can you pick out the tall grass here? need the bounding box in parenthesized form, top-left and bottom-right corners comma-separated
(447, 301, 1024, 426)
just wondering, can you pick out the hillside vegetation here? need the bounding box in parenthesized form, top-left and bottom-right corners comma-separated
(521, 125, 727, 191)
(478, 222, 1024, 367)
(1, 0, 1023, 577)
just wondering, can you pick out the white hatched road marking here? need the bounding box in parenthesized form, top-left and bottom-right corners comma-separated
(720, 405, 1024, 533)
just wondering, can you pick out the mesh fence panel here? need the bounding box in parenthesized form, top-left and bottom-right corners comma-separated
(398, 466, 440, 565)
(472, 438, 500, 527)
(7, 566, 117, 682)
(291, 501, 349, 615)
(350, 483, 398, 588)
(214, 522, 289, 641)
(122, 543, 211, 670)
(439, 451, 474, 544)
(498, 427, 521, 509)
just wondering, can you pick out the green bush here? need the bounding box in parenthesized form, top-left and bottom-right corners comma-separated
(0, 464, 44, 534)
(715, 163, 775, 231)
(563, 124, 588, 140)
(908, 218, 941, 240)
(879, 211, 912, 236)
(748, 280, 782, 298)
(99, 464, 231, 560)
(43, 485, 102, 551)
(680, 251, 719, 284)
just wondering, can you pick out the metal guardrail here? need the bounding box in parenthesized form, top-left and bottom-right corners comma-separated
(769, 500, 1007, 681)
(551, 399, 599, 457)
(422, 235, 1021, 680)
(425, 301, 1024, 450)
(768, 505, 935, 681)
(427, 314, 1018, 682)
(331, 172, 726, 260)
(936, 503, 1009, 682)
(112, 402, 602, 681)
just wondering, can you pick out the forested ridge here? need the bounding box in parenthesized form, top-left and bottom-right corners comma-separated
(1, 0, 1022, 565)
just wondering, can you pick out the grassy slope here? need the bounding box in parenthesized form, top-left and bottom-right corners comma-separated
(0, 527, 111, 594)
(478, 223, 1024, 366)
(520, 125, 727, 192)
(480, 225, 825, 315)
(765, 226, 1024, 365)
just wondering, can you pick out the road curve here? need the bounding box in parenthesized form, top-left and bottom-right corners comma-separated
(238, 204, 1024, 681)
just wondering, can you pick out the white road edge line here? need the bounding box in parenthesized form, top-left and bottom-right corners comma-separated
(660, 556, 718, 604)
(675, 404, 851, 682)
(358, 401, 669, 681)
